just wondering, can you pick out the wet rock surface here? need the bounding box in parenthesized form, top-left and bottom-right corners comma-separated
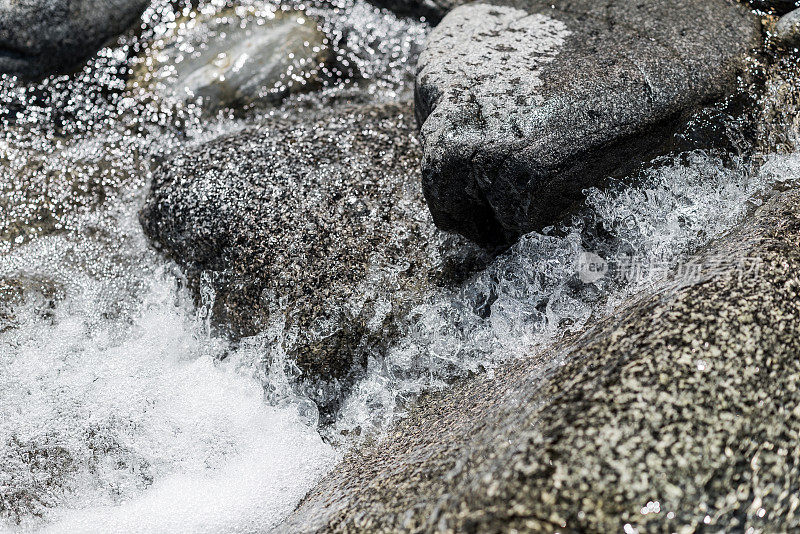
(134, 7, 332, 112)
(0, 0, 150, 79)
(773, 7, 800, 47)
(0, 134, 138, 252)
(416, 0, 763, 248)
(140, 101, 464, 418)
(748, 0, 799, 14)
(280, 188, 800, 532)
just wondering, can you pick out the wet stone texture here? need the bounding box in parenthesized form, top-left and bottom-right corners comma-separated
(279, 188, 800, 532)
(772, 7, 800, 48)
(133, 7, 332, 112)
(0, 133, 139, 253)
(416, 0, 763, 248)
(0, 0, 149, 79)
(140, 102, 466, 418)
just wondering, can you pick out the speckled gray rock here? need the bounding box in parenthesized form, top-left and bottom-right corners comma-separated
(416, 0, 762, 247)
(773, 7, 800, 47)
(0, 132, 137, 253)
(134, 7, 331, 111)
(0, 0, 150, 80)
(140, 102, 472, 419)
(278, 188, 800, 533)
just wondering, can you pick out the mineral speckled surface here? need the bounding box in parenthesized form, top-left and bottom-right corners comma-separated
(140, 102, 458, 417)
(279, 188, 800, 532)
(415, 0, 763, 247)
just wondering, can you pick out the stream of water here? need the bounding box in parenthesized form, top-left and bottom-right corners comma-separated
(1, 0, 799, 532)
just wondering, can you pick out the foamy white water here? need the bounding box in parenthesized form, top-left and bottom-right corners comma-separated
(0, 184, 338, 533)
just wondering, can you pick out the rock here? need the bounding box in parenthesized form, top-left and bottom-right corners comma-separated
(279, 187, 800, 532)
(363, 0, 461, 23)
(773, 7, 800, 47)
(757, 54, 800, 152)
(747, 0, 799, 14)
(134, 7, 331, 111)
(415, 0, 763, 248)
(0, 133, 136, 253)
(0, 0, 150, 80)
(139, 102, 466, 419)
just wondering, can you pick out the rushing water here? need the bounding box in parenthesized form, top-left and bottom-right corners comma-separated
(1, 0, 798, 532)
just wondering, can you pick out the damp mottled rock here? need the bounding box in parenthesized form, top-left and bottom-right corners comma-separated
(772, 7, 800, 48)
(416, 0, 762, 247)
(140, 101, 462, 419)
(281, 187, 800, 533)
(0, 132, 139, 252)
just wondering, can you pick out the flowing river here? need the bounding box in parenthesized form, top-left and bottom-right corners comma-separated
(1, 0, 799, 532)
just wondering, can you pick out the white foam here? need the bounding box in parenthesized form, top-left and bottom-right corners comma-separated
(0, 228, 337, 533)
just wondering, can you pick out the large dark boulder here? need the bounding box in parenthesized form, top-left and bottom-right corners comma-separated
(139, 102, 466, 419)
(0, 0, 150, 79)
(279, 187, 800, 532)
(416, 0, 763, 248)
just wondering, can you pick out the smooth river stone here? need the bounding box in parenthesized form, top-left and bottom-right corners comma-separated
(136, 7, 330, 110)
(0, 0, 149, 79)
(773, 7, 800, 47)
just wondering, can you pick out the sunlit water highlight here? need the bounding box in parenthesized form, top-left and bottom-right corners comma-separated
(0, 0, 797, 532)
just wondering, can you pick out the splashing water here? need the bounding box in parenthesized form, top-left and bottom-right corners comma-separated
(1, 0, 424, 530)
(1, 0, 799, 531)
(332, 148, 800, 439)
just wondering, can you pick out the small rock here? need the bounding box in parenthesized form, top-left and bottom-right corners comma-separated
(139, 102, 457, 419)
(773, 7, 800, 47)
(416, 0, 762, 247)
(135, 7, 331, 111)
(0, 0, 150, 79)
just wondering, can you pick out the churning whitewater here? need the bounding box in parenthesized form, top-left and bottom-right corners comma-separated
(2, 0, 799, 532)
